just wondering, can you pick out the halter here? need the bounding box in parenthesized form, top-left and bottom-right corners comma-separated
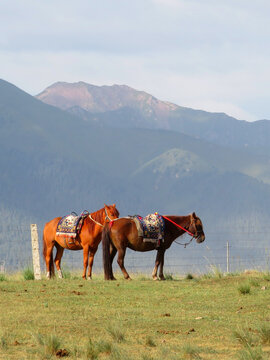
(105, 207, 114, 221)
(89, 207, 115, 227)
(162, 215, 196, 248)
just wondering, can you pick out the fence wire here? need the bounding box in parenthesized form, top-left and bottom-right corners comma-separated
(0, 225, 270, 274)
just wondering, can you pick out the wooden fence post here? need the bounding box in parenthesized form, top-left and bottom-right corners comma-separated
(31, 224, 41, 280)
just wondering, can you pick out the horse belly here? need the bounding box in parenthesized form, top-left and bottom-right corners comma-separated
(128, 236, 156, 252)
(55, 235, 83, 250)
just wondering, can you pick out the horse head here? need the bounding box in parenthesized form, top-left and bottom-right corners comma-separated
(104, 203, 120, 222)
(189, 212, 205, 243)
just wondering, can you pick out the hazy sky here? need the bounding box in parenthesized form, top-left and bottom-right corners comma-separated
(1, 0, 270, 121)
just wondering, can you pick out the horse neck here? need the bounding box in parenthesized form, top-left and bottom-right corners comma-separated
(165, 215, 191, 240)
(91, 208, 105, 224)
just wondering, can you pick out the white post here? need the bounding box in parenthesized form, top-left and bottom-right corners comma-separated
(227, 241, 230, 273)
(31, 224, 41, 280)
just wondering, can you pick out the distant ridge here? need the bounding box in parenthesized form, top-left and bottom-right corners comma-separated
(36, 81, 270, 153)
(36, 81, 177, 122)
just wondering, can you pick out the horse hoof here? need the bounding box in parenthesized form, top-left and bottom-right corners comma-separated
(87, 276, 92, 280)
(153, 276, 158, 281)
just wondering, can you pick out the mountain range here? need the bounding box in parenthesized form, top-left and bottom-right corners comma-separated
(0, 78, 269, 271)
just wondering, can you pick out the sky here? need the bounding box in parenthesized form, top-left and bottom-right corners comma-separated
(1, 0, 270, 121)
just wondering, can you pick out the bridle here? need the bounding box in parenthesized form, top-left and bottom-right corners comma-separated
(105, 207, 114, 221)
(162, 215, 200, 248)
(88, 207, 115, 227)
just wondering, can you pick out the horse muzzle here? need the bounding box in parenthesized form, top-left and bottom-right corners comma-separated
(196, 233, 205, 243)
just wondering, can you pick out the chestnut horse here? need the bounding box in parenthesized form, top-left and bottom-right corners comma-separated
(102, 212, 205, 280)
(43, 204, 119, 279)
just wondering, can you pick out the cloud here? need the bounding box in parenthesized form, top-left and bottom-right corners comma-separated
(1, 0, 270, 121)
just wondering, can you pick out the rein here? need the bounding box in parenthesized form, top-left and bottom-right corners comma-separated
(89, 214, 104, 227)
(162, 215, 194, 236)
(174, 237, 194, 248)
(162, 215, 195, 248)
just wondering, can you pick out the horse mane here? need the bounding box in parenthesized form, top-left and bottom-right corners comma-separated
(86, 207, 106, 232)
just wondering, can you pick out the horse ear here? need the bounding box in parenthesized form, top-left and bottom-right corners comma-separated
(113, 203, 115, 207)
(192, 212, 197, 218)
(104, 203, 107, 207)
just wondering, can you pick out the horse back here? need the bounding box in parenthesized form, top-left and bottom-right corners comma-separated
(110, 218, 137, 237)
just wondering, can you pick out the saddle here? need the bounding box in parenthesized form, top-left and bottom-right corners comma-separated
(56, 210, 89, 238)
(131, 213, 165, 246)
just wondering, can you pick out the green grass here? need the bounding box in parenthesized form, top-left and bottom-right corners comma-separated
(258, 324, 270, 345)
(0, 272, 269, 359)
(182, 343, 202, 359)
(22, 266, 34, 280)
(263, 272, 270, 282)
(237, 345, 265, 360)
(107, 324, 125, 343)
(0, 274, 7, 282)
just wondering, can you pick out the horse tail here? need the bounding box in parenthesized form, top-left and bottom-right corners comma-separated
(43, 226, 55, 277)
(102, 223, 113, 280)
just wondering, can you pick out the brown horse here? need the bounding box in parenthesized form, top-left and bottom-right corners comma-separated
(102, 212, 205, 280)
(43, 204, 119, 279)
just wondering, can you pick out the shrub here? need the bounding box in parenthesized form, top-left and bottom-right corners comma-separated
(186, 273, 194, 280)
(238, 283, 251, 295)
(22, 267, 34, 280)
(0, 336, 8, 350)
(0, 274, 7, 281)
(164, 273, 173, 280)
(145, 336, 156, 347)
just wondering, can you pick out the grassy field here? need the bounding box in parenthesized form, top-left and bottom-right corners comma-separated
(0, 271, 270, 359)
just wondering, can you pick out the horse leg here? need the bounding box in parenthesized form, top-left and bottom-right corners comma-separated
(54, 243, 64, 279)
(109, 244, 117, 280)
(82, 245, 89, 280)
(158, 250, 166, 280)
(152, 250, 163, 280)
(87, 248, 97, 280)
(117, 247, 131, 280)
(45, 243, 55, 279)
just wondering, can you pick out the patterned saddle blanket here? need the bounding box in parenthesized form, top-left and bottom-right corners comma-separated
(133, 213, 165, 244)
(56, 211, 89, 238)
